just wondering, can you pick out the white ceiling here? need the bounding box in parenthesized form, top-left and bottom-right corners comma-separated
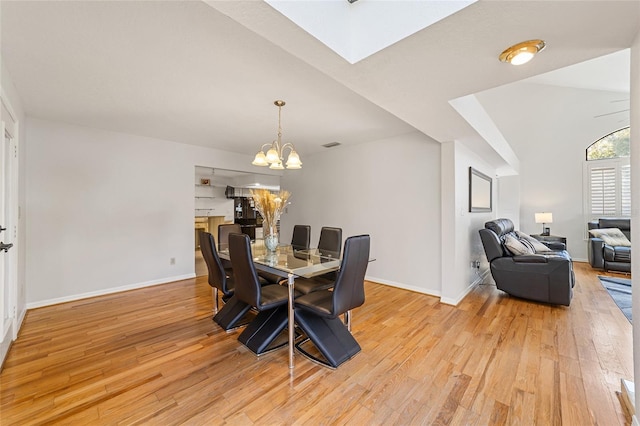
(1, 1, 638, 172)
(526, 49, 630, 94)
(265, 0, 477, 64)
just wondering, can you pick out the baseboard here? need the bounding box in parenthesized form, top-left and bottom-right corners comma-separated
(471, 268, 490, 287)
(365, 275, 441, 297)
(0, 305, 28, 370)
(440, 269, 488, 306)
(366, 270, 491, 306)
(0, 324, 12, 371)
(622, 379, 636, 419)
(17, 306, 26, 335)
(26, 273, 196, 309)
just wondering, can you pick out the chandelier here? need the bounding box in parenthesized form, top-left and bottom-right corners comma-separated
(252, 100, 302, 170)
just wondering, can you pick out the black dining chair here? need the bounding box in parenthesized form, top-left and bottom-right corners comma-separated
(199, 231, 254, 331)
(220, 222, 281, 285)
(294, 234, 370, 368)
(291, 224, 311, 251)
(229, 232, 291, 355)
(218, 223, 242, 270)
(294, 226, 342, 295)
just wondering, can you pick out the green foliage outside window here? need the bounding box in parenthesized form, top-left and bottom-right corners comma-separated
(586, 127, 630, 160)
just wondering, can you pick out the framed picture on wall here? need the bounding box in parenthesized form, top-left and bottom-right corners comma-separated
(469, 167, 492, 212)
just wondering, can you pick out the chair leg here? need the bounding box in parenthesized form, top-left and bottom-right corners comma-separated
(344, 310, 351, 332)
(237, 306, 288, 355)
(213, 295, 253, 331)
(294, 309, 361, 368)
(213, 287, 219, 314)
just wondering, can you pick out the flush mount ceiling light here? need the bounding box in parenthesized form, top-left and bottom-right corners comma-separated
(499, 39, 546, 65)
(252, 100, 302, 170)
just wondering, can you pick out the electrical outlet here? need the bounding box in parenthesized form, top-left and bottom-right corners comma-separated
(170, 257, 176, 265)
(471, 260, 480, 269)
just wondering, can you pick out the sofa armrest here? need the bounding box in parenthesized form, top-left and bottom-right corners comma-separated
(588, 237, 605, 269)
(543, 241, 566, 251)
(513, 254, 548, 263)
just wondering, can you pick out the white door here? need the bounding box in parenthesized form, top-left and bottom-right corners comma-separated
(0, 97, 17, 357)
(0, 127, 9, 337)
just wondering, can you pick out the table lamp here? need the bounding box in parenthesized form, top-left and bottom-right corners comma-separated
(535, 212, 553, 236)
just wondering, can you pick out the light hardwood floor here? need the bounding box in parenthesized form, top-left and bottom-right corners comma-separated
(0, 262, 633, 425)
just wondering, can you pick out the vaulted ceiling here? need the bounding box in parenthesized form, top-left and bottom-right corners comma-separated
(2, 1, 637, 171)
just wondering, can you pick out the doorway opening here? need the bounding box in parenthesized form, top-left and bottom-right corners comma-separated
(194, 167, 280, 277)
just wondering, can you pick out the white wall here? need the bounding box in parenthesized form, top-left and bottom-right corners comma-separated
(497, 175, 520, 229)
(441, 141, 497, 304)
(280, 132, 442, 296)
(25, 118, 263, 306)
(477, 82, 629, 261)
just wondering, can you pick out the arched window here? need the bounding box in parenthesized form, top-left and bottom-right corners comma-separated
(585, 127, 630, 218)
(586, 127, 630, 160)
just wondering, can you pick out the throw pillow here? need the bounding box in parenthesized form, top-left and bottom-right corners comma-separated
(516, 231, 553, 252)
(504, 234, 535, 256)
(588, 228, 632, 247)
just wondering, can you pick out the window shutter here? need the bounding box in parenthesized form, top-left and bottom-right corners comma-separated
(586, 159, 630, 218)
(589, 166, 616, 216)
(621, 164, 631, 216)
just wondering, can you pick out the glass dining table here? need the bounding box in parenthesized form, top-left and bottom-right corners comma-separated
(218, 239, 341, 369)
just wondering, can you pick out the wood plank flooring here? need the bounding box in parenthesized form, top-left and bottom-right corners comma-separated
(0, 262, 633, 425)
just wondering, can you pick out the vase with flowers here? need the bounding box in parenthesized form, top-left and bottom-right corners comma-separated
(250, 188, 291, 252)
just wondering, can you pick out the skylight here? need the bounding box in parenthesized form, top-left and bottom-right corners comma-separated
(265, 0, 477, 64)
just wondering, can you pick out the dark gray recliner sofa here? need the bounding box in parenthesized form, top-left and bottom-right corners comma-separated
(587, 218, 631, 273)
(479, 218, 575, 306)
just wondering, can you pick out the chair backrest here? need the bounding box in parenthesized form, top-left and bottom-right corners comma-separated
(598, 218, 631, 240)
(330, 234, 370, 317)
(291, 225, 311, 251)
(199, 231, 231, 295)
(228, 232, 262, 307)
(318, 227, 342, 258)
(218, 223, 242, 251)
(480, 218, 516, 262)
(479, 229, 504, 263)
(484, 218, 514, 237)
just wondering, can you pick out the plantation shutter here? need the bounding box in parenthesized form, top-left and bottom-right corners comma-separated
(589, 166, 617, 216)
(621, 164, 631, 216)
(586, 158, 631, 218)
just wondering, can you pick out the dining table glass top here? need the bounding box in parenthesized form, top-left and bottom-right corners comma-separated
(218, 239, 341, 279)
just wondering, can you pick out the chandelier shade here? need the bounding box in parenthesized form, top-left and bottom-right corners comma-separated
(252, 100, 302, 170)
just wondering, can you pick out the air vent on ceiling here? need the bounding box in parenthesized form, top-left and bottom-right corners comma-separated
(322, 142, 341, 148)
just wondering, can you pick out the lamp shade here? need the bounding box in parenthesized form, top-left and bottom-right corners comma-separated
(265, 146, 280, 163)
(285, 150, 302, 169)
(252, 151, 268, 166)
(534, 212, 553, 224)
(269, 161, 284, 170)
